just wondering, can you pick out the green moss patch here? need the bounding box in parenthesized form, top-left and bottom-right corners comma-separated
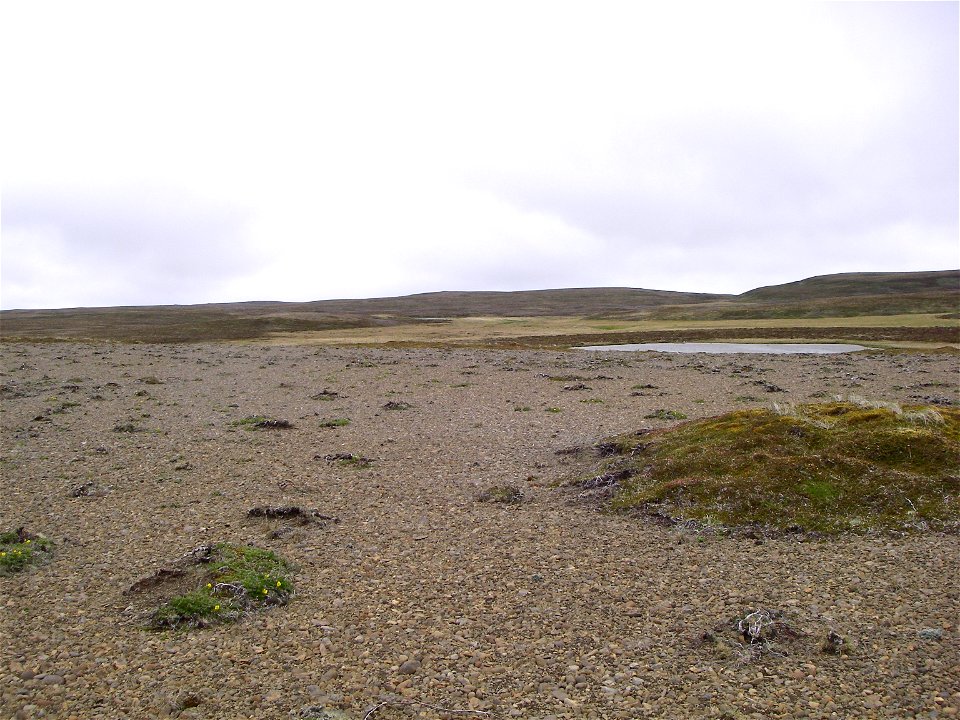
(0, 529, 52, 574)
(644, 409, 688, 421)
(478, 484, 525, 504)
(230, 416, 293, 429)
(318, 418, 350, 428)
(127, 543, 294, 630)
(581, 401, 960, 534)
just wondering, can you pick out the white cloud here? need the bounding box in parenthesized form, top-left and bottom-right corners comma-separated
(1, 1, 956, 308)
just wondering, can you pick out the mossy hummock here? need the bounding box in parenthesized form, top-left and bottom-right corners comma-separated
(585, 401, 959, 533)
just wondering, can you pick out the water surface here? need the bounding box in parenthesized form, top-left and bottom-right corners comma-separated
(578, 342, 868, 354)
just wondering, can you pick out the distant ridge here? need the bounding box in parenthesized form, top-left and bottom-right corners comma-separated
(740, 270, 959, 302)
(647, 270, 960, 322)
(1, 269, 957, 343)
(299, 286, 729, 318)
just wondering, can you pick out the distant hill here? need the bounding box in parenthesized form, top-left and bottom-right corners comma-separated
(299, 286, 728, 318)
(1, 269, 957, 343)
(647, 270, 960, 321)
(740, 270, 959, 302)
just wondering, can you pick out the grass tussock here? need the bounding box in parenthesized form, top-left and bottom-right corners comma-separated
(584, 402, 960, 534)
(0, 529, 52, 574)
(150, 543, 293, 630)
(229, 416, 292, 430)
(478, 484, 525, 504)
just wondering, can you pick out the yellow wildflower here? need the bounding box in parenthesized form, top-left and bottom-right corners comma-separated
(214, 604, 220, 612)
(276, 580, 282, 588)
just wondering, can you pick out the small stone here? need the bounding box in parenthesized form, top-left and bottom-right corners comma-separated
(41, 674, 65, 685)
(398, 659, 421, 674)
(918, 628, 944, 641)
(19, 670, 36, 680)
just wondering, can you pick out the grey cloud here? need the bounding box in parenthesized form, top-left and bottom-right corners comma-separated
(2, 186, 258, 307)
(474, 3, 958, 272)
(484, 113, 957, 262)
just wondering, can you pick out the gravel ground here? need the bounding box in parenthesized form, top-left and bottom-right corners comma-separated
(1, 342, 958, 720)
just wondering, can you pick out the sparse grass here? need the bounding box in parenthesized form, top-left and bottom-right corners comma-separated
(586, 402, 960, 533)
(230, 416, 292, 429)
(150, 543, 293, 630)
(6, 309, 956, 350)
(0, 307, 380, 343)
(478, 484, 525, 504)
(321, 452, 373, 468)
(318, 418, 350, 428)
(545, 407, 563, 413)
(644, 409, 688, 420)
(0, 530, 52, 574)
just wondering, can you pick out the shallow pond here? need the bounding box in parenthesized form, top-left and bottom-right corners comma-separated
(577, 342, 868, 354)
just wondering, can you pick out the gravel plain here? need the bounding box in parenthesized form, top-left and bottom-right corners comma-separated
(1, 341, 958, 720)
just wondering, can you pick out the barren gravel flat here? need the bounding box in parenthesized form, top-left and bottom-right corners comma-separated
(1, 342, 958, 720)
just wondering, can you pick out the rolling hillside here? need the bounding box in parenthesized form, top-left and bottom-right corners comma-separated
(1, 269, 957, 343)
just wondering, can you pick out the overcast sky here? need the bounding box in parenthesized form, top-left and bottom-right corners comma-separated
(2, 1, 957, 310)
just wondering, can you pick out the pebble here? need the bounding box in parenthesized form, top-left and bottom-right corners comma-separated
(398, 659, 421, 674)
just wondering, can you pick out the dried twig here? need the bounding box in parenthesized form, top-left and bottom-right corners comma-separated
(738, 609, 774, 643)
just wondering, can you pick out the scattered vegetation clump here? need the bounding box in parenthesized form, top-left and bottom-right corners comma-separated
(699, 607, 822, 664)
(318, 418, 350, 428)
(644, 409, 688, 420)
(230, 416, 292, 429)
(319, 452, 374, 468)
(148, 543, 293, 630)
(382, 401, 412, 411)
(310, 390, 341, 401)
(583, 401, 960, 533)
(248, 506, 309, 518)
(478, 484, 525, 504)
(113, 422, 142, 433)
(0, 528, 52, 574)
